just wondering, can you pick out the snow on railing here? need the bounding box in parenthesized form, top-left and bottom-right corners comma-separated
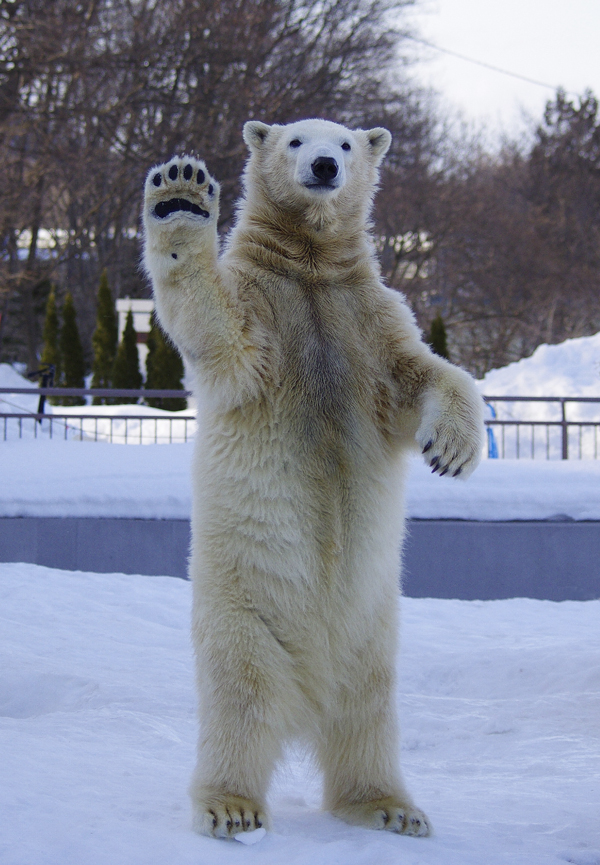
(2, 389, 600, 456)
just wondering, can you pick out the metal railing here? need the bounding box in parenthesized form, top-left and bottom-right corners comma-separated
(2, 389, 600, 456)
(0, 387, 195, 444)
(484, 396, 600, 460)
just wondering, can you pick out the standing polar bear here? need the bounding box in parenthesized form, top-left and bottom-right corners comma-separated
(143, 118, 484, 840)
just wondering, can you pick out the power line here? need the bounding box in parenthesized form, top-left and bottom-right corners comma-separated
(408, 35, 574, 95)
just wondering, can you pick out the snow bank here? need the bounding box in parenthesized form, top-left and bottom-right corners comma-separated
(0, 562, 597, 865)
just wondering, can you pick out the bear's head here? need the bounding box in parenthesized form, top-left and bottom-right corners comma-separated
(241, 118, 391, 230)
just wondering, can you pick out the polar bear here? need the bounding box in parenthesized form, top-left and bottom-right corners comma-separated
(142, 118, 484, 840)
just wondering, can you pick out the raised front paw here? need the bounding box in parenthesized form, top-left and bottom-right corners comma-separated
(191, 791, 268, 840)
(332, 796, 431, 836)
(144, 156, 219, 225)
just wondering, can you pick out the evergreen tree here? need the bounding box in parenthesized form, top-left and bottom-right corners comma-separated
(112, 308, 142, 402)
(428, 312, 450, 360)
(40, 284, 59, 380)
(59, 292, 86, 405)
(91, 269, 118, 403)
(145, 313, 187, 411)
(40, 285, 60, 404)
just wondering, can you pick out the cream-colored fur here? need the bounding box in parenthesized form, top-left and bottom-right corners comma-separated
(142, 119, 484, 840)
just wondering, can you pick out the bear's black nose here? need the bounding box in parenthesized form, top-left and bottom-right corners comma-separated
(311, 156, 338, 183)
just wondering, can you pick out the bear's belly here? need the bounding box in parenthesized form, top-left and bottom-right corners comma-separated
(193, 392, 404, 592)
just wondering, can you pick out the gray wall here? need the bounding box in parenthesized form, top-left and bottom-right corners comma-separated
(1, 516, 598, 600)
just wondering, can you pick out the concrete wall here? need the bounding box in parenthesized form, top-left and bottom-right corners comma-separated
(1, 516, 598, 600)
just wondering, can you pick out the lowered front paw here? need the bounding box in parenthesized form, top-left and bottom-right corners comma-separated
(417, 389, 484, 479)
(144, 156, 219, 227)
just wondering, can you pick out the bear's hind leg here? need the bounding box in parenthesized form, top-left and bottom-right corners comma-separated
(190, 677, 283, 838)
(318, 660, 431, 836)
(190, 603, 302, 839)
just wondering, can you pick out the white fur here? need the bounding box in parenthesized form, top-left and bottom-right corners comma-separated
(142, 119, 484, 840)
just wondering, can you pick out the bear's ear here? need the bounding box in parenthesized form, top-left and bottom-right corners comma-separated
(365, 127, 392, 164)
(243, 121, 272, 151)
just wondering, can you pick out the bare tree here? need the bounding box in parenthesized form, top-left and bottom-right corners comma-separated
(0, 0, 422, 369)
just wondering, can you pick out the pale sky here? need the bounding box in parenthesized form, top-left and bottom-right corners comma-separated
(407, 0, 600, 136)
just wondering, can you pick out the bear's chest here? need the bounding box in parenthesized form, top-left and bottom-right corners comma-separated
(272, 284, 386, 449)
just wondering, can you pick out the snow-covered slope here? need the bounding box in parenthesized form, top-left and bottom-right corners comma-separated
(480, 332, 600, 399)
(0, 562, 597, 865)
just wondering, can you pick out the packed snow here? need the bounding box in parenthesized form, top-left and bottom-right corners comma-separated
(0, 562, 598, 865)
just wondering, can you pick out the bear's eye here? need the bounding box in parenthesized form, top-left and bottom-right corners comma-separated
(289, 139, 302, 149)
(341, 142, 351, 151)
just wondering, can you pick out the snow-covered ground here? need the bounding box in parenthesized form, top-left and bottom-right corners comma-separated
(0, 562, 598, 865)
(2, 338, 600, 520)
(2, 438, 600, 521)
(1, 343, 599, 862)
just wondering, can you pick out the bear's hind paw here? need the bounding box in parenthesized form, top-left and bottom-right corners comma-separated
(144, 156, 219, 225)
(192, 792, 268, 840)
(332, 796, 431, 836)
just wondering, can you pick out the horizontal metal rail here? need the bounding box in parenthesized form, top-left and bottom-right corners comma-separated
(1, 413, 196, 444)
(483, 396, 600, 459)
(2, 390, 600, 455)
(0, 387, 192, 398)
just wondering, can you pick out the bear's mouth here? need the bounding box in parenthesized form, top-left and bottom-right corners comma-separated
(153, 198, 209, 219)
(303, 181, 339, 193)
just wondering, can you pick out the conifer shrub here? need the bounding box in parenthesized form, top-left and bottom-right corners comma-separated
(91, 270, 118, 404)
(59, 292, 86, 405)
(145, 312, 187, 411)
(112, 309, 142, 402)
(428, 312, 450, 360)
(40, 285, 60, 402)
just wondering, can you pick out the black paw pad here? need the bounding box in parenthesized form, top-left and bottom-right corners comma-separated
(183, 163, 193, 180)
(197, 169, 205, 184)
(168, 164, 178, 180)
(154, 198, 209, 219)
(208, 183, 214, 196)
(152, 173, 162, 186)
